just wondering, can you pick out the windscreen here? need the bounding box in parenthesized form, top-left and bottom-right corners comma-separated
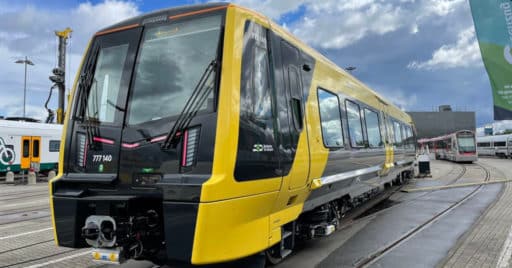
(86, 44, 129, 123)
(127, 15, 222, 125)
(458, 136, 476, 153)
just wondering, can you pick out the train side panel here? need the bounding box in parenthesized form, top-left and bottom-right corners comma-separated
(49, 3, 417, 266)
(0, 121, 61, 172)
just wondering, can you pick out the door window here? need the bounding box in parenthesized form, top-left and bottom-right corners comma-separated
(33, 139, 40, 158)
(23, 139, 30, 158)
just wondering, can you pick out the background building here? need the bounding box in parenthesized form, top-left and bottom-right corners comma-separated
(408, 105, 476, 139)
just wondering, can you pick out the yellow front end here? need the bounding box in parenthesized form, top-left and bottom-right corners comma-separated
(189, 5, 317, 264)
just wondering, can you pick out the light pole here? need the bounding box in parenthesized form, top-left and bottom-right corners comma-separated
(345, 66, 356, 73)
(15, 56, 35, 118)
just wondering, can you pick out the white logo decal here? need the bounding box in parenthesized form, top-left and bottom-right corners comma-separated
(92, 154, 112, 162)
(0, 138, 15, 165)
(252, 144, 274, 152)
(505, 45, 512, 65)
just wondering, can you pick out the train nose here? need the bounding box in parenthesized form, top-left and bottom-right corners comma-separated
(82, 216, 117, 248)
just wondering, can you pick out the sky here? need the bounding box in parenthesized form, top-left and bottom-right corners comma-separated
(0, 0, 511, 135)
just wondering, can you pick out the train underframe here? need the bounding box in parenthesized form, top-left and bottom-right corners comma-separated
(53, 168, 414, 266)
(266, 168, 413, 264)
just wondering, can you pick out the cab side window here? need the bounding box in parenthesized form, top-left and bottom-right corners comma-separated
(235, 20, 278, 181)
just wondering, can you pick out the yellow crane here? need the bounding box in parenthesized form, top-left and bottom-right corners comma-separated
(48, 27, 72, 124)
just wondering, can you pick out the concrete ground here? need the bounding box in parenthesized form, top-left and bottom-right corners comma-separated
(0, 158, 511, 267)
(278, 158, 512, 268)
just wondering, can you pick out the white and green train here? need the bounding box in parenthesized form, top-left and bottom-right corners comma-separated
(0, 120, 62, 173)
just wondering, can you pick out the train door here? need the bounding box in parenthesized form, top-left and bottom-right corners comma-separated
(66, 28, 142, 177)
(280, 40, 310, 190)
(20, 136, 41, 170)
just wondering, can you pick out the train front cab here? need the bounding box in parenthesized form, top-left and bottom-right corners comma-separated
(50, 4, 416, 265)
(454, 131, 477, 163)
(50, 4, 317, 265)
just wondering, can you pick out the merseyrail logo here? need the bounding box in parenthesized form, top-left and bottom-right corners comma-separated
(0, 137, 15, 165)
(252, 143, 274, 152)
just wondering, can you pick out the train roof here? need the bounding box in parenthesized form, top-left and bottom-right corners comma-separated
(476, 134, 512, 142)
(418, 129, 475, 143)
(93, 3, 412, 125)
(96, 2, 229, 35)
(0, 119, 63, 130)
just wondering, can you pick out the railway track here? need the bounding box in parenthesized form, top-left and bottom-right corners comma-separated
(276, 161, 493, 268)
(0, 192, 48, 202)
(0, 248, 79, 268)
(0, 188, 47, 197)
(0, 207, 49, 217)
(345, 162, 471, 224)
(353, 162, 491, 268)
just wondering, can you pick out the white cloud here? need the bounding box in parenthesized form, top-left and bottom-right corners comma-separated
(425, 0, 465, 17)
(0, 1, 140, 121)
(410, 23, 419, 34)
(270, 0, 468, 50)
(291, 2, 405, 49)
(369, 84, 418, 110)
(407, 27, 482, 70)
(229, 0, 306, 20)
(1, 96, 48, 119)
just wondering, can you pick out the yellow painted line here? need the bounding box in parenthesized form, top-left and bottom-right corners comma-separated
(401, 179, 512, 193)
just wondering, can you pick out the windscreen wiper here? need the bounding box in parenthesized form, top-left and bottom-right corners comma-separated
(161, 59, 218, 150)
(77, 44, 101, 149)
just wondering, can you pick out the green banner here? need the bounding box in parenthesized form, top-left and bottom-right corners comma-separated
(469, 0, 512, 120)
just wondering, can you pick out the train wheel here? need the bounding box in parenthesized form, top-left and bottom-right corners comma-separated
(265, 248, 285, 265)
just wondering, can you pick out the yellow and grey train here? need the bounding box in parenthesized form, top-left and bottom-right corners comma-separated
(50, 3, 417, 265)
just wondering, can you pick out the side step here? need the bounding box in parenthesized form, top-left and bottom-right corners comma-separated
(266, 222, 295, 264)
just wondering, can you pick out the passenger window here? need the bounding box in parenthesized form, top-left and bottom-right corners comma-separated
(393, 121, 402, 147)
(364, 108, 382, 148)
(49, 140, 60, 152)
(404, 125, 413, 149)
(495, 142, 506, 147)
(345, 100, 364, 147)
(318, 89, 343, 147)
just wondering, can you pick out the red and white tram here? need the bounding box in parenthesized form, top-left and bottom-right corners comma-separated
(418, 130, 477, 163)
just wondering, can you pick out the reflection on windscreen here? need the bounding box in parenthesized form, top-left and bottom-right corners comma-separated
(127, 15, 221, 125)
(458, 137, 476, 152)
(86, 44, 128, 123)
